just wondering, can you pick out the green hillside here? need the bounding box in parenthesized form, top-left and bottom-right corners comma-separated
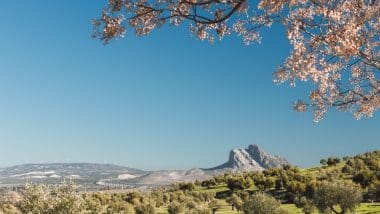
(1, 150, 379, 214)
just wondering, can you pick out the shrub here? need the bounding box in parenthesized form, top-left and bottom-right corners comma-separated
(135, 202, 156, 214)
(167, 201, 184, 214)
(106, 196, 134, 214)
(242, 192, 281, 214)
(366, 180, 380, 202)
(327, 157, 341, 166)
(201, 179, 217, 189)
(83, 194, 103, 214)
(294, 196, 315, 214)
(0, 204, 21, 214)
(178, 183, 196, 191)
(19, 182, 82, 214)
(353, 170, 375, 188)
(227, 194, 243, 211)
(208, 199, 222, 212)
(320, 159, 327, 165)
(227, 178, 245, 192)
(341, 165, 353, 174)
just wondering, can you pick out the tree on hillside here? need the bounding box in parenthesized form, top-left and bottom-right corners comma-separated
(201, 179, 217, 189)
(294, 196, 315, 214)
(227, 193, 243, 211)
(352, 169, 376, 188)
(178, 182, 196, 191)
(326, 157, 341, 166)
(227, 177, 246, 192)
(320, 159, 327, 166)
(168, 201, 185, 214)
(19, 182, 82, 214)
(313, 181, 362, 214)
(106, 195, 134, 214)
(94, 0, 380, 122)
(341, 164, 354, 174)
(208, 199, 223, 213)
(135, 202, 156, 214)
(242, 192, 283, 214)
(366, 180, 380, 202)
(0, 204, 20, 214)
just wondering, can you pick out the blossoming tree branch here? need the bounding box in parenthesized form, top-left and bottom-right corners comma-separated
(93, 0, 380, 122)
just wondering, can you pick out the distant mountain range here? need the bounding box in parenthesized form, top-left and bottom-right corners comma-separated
(0, 145, 288, 190)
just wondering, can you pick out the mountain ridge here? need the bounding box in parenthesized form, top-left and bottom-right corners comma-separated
(205, 144, 289, 171)
(0, 145, 288, 189)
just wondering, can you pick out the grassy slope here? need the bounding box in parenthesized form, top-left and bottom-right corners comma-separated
(156, 203, 380, 213)
(155, 156, 380, 213)
(281, 203, 380, 214)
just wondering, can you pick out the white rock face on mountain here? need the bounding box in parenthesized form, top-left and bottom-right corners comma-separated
(207, 144, 288, 171)
(117, 174, 137, 180)
(246, 144, 289, 168)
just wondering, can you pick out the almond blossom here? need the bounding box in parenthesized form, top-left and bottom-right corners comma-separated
(94, 0, 380, 121)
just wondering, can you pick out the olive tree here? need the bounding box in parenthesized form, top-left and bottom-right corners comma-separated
(313, 181, 362, 214)
(294, 196, 315, 214)
(227, 193, 243, 211)
(135, 202, 156, 214)
(19, 181, 82, 214)
(242, 192, 282, 214)
(167, 201, 185, 214)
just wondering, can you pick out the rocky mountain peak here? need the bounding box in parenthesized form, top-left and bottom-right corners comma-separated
(208, 144, 289, 171)
(227, 149, 263, 170)
(0, 145, 289, 189)
(247, 144, 266, 157)
(248, 144, 289, 168)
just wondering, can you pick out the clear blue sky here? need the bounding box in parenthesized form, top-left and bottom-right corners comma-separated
(0, 1, 378, 171)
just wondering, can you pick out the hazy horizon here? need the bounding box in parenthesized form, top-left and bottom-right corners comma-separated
(0, 1, 378, 171)
(0, 143, 378, 171)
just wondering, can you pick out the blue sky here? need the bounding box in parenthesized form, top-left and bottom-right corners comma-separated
(0, 1, 378, 170)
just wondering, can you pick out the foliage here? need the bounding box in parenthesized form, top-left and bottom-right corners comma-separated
(326, 157, 341, 167)
(187, 206, 211, 214)
(0, 204, 20, 214)
(227, 177, 246, 192)
(106, 195, 134, 213)
(320, 159, 327, 166)
(94, 0, 380, 122)
(227, 194, 243, 211)
(366, 180, 380, 202)
(167, 201, 184, 214)
(208, 198, 223, 211)
(242, 192, 282, 214)
(177, 182, 196, 191)
(313, 181, 362, 214)
(294, 196, 315, 214)
(82, 193, 104, 213)
(135, 202, 156, 214)
(201, 179, 217, 189)
(0, 150, 378, 214)
(19, 181, 82, 214)
(353, 170, 376, 188)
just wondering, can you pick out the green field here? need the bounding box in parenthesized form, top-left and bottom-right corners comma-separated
(155, 202, 380, 213)
(280, 203, 380, 214)
(155, 178, 380, 214)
